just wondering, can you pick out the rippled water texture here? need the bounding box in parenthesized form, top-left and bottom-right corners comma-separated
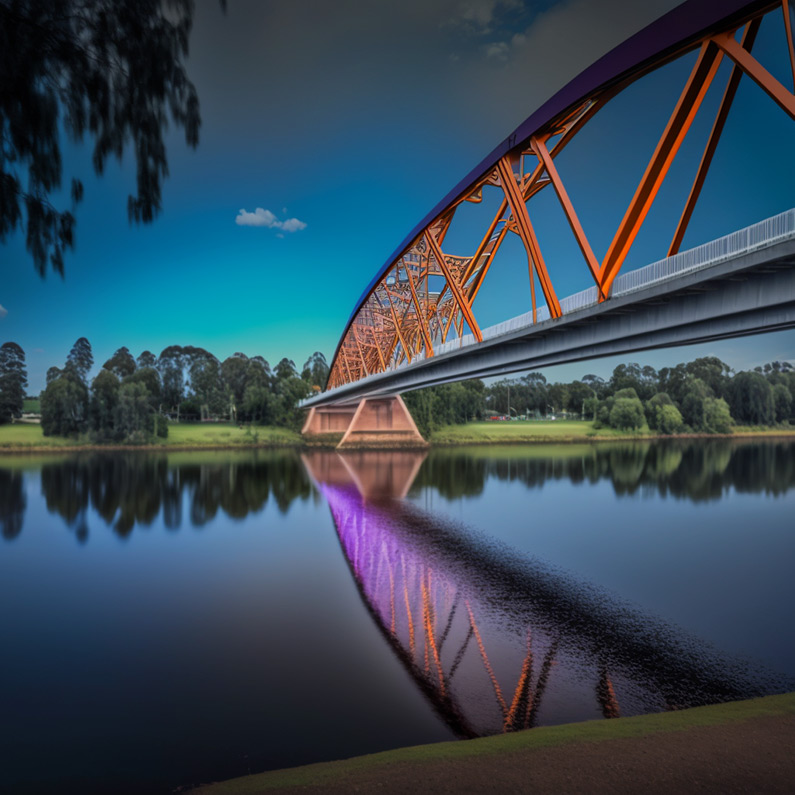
(1, 440, 793, 793)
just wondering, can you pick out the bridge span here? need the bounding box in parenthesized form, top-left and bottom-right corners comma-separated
(302, 0, 795, 446)
(305, 211, 795, 409)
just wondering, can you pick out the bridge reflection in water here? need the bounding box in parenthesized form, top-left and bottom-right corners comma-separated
(303, 450, 781, 738)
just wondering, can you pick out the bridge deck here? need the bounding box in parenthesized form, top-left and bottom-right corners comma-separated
(306, 209, 795, 408)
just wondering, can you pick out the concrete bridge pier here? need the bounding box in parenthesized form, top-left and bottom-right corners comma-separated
(302, 395, 426, 449)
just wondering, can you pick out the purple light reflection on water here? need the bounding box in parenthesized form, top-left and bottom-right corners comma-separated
(315, 465, 788, 738)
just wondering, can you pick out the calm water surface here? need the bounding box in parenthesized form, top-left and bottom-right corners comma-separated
(0, 440, 793, 793)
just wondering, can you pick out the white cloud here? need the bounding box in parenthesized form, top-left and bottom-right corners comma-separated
(0, 304, 7, 319)
(235, 207, 307, 233)
(235, 207, 279, 227)
(280, 217, 308, 233)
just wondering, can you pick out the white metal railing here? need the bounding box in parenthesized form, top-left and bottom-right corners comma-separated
(316, 209, 794, 400)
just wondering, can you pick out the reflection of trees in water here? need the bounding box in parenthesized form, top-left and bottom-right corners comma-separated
(0, 469, 25, 540)
(418, 440, 795, 501)
(31, 452, 311, 541)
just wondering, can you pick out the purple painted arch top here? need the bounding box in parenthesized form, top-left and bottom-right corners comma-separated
(333, 0, 772, 371)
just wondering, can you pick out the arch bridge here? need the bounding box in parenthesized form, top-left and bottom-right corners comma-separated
(303, 0, 795, 447)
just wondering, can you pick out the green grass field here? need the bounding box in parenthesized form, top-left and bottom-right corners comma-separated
(430, 419, 795, 444)
(164, 423, 300, 447)
(0, 424, 84, 448)
(0, 422, 301, 449)
(195, 692, 795, 793)
(0, 419, 791, 451)
(429, 420, 647, 444)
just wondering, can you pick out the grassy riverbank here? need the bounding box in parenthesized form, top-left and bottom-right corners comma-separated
(195, 692, 795, 793)
(0, 422, 301, 450)
(0, 419, 793, 452)
(429, 419, 795, 445)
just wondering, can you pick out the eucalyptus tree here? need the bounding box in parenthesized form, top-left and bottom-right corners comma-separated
(102, 346, 136, 380)
(0, 341, 27, 423)
(301, 352, 329, 390)
(137, 351, 157, 369)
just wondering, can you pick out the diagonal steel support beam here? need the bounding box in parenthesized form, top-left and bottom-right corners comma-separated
(784, 0, 795, 92)
(497, 155, 562, 319)
(669, 20, 761, 256)
(712, 30, 795, 119)
(382, 282, 413, 364)
(350, 325, 370, 377)
(425, 231, 483, 342)
(599, 40, 723, 296)
(531, 135, 605, 300)
(405, 260, 434, 356)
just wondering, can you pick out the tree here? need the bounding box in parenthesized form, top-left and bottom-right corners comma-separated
(772, 383, 792, 423)
(608, 388, 646, 430)
(547, 383, 570, 414)
(581, 373, 608, 399)
(657, 403, 685, 435)
(273, 371, 311, 430)
(686, 357, 731, 399)
(728, 371, 775, 425)
(242, 384, 273, 425)
(301, 352, 329, 390)
(521, 373, 548, 416)
(158, 346, 186, 417)
(646, 393, 683, 434)
(658, 363, 689, 405)
(124, 367, 161, 410)
(0, 0, 211, 276)
(65, 337, 93, 384)
(701, 397, 733, 434)
(40, 376, 86, 436)
(114, 382, 151, 441)
(102, 346, 136, 379)
(137, 350, 157, 369)
(680, 378, 712, 430)
(221, 353, 249, 418)
(566, 381, 594, 416)
(189, 350, 224, 419)
(90, 368, 120, 439)
(0, 342, 27, 423)
(275, 358, 298, 380)
(609, 363, 657, 401)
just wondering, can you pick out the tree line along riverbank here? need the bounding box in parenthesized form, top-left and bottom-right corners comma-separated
(2, 336, 793, 447)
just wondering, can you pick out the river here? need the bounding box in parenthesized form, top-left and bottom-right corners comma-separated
(1, 439, 793, 793)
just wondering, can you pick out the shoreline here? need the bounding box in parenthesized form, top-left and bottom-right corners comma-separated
(0, 427, 793, 455)
(193, 692, 795, 793)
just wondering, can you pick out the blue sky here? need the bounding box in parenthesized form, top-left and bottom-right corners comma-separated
(2, 0, 794, 392)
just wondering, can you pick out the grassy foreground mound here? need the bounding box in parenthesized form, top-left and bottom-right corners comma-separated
(195, 692, 795, 793)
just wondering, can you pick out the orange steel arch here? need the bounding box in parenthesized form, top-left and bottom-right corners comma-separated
(327, 0, 795, 391)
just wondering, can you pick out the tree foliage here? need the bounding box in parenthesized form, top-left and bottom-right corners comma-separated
(728, 371, 775, 425)
(302, 351, 329, 390)
(102, 346, 136, 379)
(1, 0, 205, 276)
(0, 341, 27, 423)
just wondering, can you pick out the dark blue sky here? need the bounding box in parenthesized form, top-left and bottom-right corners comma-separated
(2, 0, 794, 391)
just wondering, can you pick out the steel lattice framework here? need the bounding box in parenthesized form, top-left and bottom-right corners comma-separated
(327, 0, 795, 391)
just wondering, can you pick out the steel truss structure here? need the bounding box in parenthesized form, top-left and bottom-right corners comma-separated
(327, 0, 795, 391)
